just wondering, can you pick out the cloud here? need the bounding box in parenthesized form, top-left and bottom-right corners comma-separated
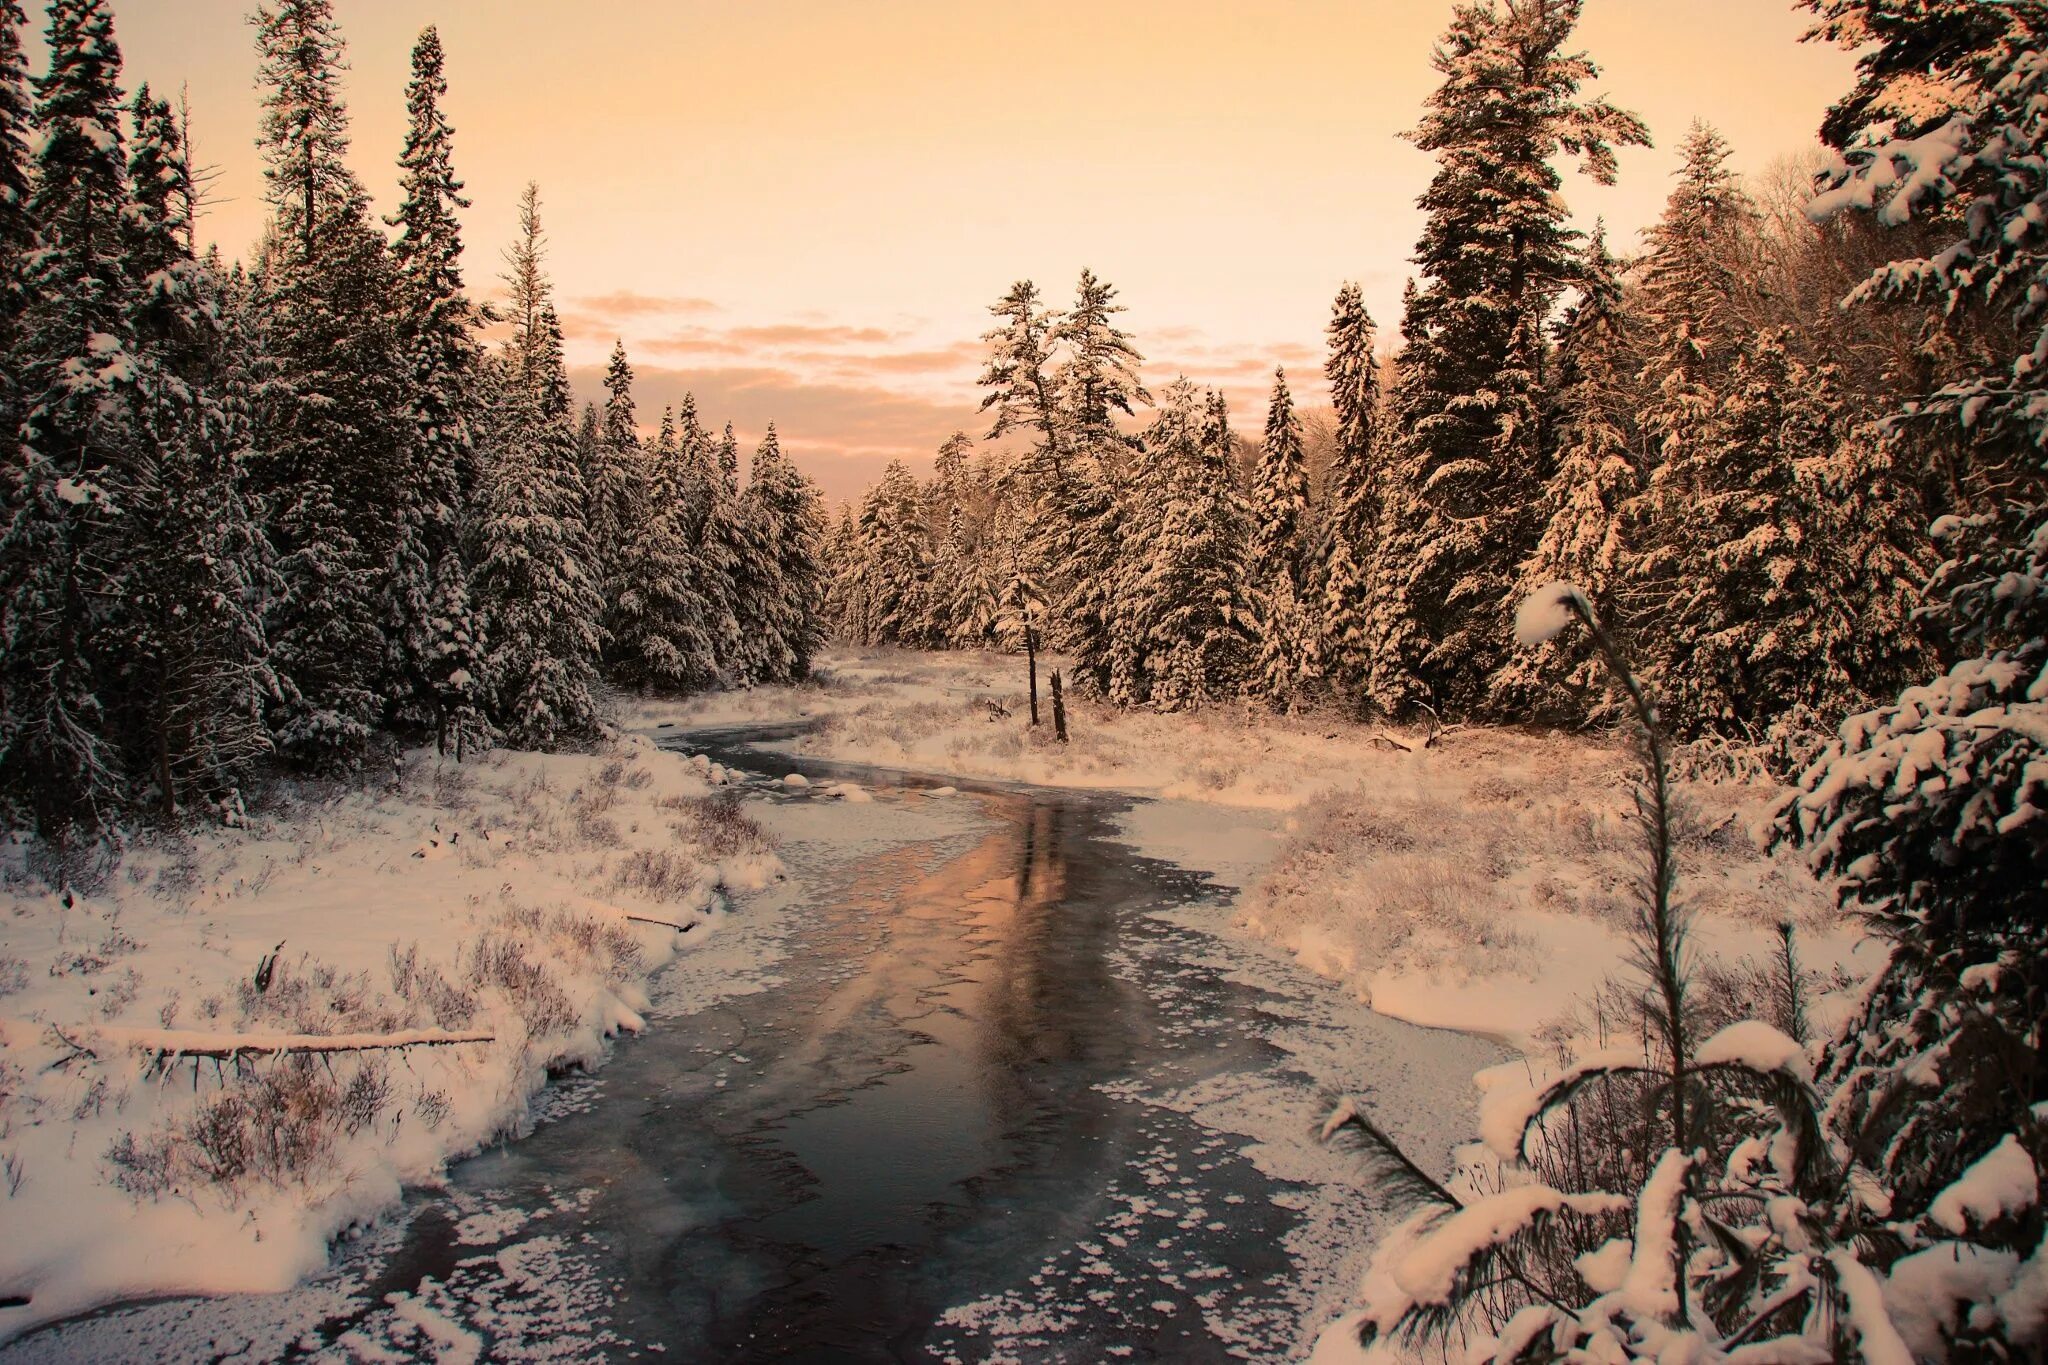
(572, 290, 722, 317)
(567, 360, 984, 508)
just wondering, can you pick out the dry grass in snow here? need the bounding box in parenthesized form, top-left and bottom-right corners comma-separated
(0, 733, 775, 1343)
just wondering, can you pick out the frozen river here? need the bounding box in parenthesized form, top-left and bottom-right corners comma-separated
(4, 724, 1498, 1363)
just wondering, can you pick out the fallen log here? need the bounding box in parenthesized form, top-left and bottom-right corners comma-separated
(31, 1023, 496, 1065)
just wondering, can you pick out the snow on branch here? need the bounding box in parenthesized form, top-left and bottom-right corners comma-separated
(1390, 1184, 1630, 1308)
(1693, 1019, 1814, 1084)
(1477, 1046, 1653, 1160)
(1512, 581, 1593, 647)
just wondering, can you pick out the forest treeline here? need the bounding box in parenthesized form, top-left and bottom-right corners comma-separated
(823, 29, 1978, 765)
(831, 1, 2048, 1354)
(0, 0, 827, 856)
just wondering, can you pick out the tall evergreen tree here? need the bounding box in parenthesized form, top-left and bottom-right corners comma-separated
(610, 394, 718, 693)
(385, 24, 484, 754)
(249, 0, 411, 772)
(1786, 5, 2048, 1332)
(122, 87, 276, 813)
(1371, 0, 1648, 718)
(978, 279, 1067, 483)
(0, 0, 33, 390)
(1248, 368, 1317, 708)
(1318, 282, 1383, 710)
(0, 0, 137, 841)
(1637, 330, 1875, 740)
(587, 339, 642, 589)
(1635, 121, 1755, 471)
(474, 222, 602, 745)
(1134, 382, 1255, 710)
(742, 424, 826, 682)
(1493, 223, 1639, 720)
(1053, 268, 1149, 455)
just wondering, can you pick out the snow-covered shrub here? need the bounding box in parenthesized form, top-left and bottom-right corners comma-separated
(1327, 588, 1936, 1362)
(105, 1054, 392, 1203)
(673, 790, 769, 857)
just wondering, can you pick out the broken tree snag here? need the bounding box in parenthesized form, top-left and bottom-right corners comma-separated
(1051, 669, 1069, 743)
(83, 1024, 498, 1070)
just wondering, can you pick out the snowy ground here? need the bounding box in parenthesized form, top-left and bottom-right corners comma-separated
(0, 734, 778, 1344)
(636, 646, 1879, 1053)
(1, 649, 1882, 1358)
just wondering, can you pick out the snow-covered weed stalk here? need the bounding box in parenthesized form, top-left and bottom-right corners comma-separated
(1326, 585, 1921, 1362)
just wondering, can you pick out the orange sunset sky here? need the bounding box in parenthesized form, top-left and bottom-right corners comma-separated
(105, 1, 1855, 507)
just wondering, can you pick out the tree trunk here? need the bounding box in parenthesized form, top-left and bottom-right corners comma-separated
(1052, 669, 1068, 743)
(1025, 624, 1041, 726)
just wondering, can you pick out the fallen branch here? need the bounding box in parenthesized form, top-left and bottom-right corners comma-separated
(1368, 730, 1414, 752)
(622, 913, 697, 932)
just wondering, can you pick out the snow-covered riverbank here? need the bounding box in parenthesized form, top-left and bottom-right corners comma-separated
(0, 735, 777, 1344)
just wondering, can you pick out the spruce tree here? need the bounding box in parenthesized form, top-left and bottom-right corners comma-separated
(588, 339, 643, 591)
(1785, 6, 2048, 1332)
(1637, 330, 1868, 740)
(0, 0, 137, 842)
(1248, 368, 1316, 708)
(742, 425, 826, 681)
(1493, 223, 1640, 721)
(1134, 382, 1255, 709)
(1635, 121, 1755, 472)
(0, 0, 33, 386)
(386, 24, 485, 753)
(122, 88, 277, 812)
(678, 395, 742, 675)
(249, 0, 410, 771)
(1371, 0, 1648, 718)
(610, 394, 718, 693)
(1318, 282, 1383, 711)
(473, 231, 603, 745)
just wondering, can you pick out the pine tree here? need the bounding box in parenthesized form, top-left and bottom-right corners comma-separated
(588, 339, 643, 594)
(0, 0, 33, 390)
(473, 212, 602, 745)
(1637, 330, 1871, 740)
(1493, 223, 1640, 721)
(978, 279, 1067, 483)
(1634, 121, 1754, 472)
(742, 425, 826, 681)
(0, 0, 138, 842)
(1371, 0, 1648, 718)
(1134, 382, 1255, 710)
(1318, 282, 1383, 710)
(385, 25, 484, 754)
(122, 87, 276, 813)
(1248, 368, 1316, 708)
(1783, 9, 2048, 1345)
(610, 394, 718, 693)
(249, 0, 410, 772)
(1053, 267, 1149, 455)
